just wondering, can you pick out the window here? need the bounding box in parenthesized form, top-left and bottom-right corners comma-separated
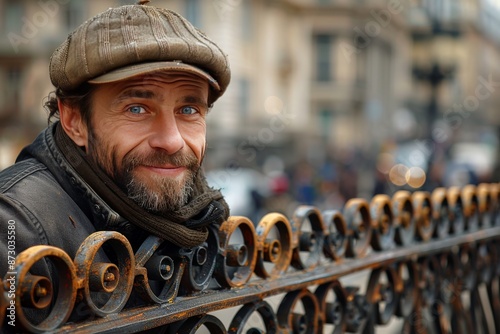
(239, 79, 250, 120)
(447, 0, 461, 21)
(4, 0, 24, 32)
(318, 107, 334, 138)
(63, 1, 85, 31)
(241, 0, 253, 40)
(314, 34, 333, 82)
(432, 0, 461, 22)
(355, 51, 367, 85)
(0, 66, 22, 117)
(480, 5, 500, 41)
(185, 0, 200, 28)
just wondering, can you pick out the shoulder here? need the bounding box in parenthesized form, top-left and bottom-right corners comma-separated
(0, 158, 67, 212)
(0, 158, 97, 259)
(0, 159, 54, 243)
(0, 158, 48, 193)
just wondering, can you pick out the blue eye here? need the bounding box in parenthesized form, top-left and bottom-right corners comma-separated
(128, 106, 146, 114)
(181, 106, 198, 115)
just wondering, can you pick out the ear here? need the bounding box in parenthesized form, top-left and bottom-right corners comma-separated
(58, 99, 88, 150)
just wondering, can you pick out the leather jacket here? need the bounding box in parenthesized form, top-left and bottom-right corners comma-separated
(0, 123, 158, 332)
(0, 122, 148, 289)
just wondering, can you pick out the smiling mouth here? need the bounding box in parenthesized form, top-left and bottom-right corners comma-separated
(138, 165, 187, 177)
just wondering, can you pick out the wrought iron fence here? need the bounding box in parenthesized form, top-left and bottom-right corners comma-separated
(1, 183, 500, 333)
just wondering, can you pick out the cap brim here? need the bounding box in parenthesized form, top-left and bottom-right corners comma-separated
(88, 61, 220, 91)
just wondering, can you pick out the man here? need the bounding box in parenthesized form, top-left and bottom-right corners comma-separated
(0, 0, 230, 326)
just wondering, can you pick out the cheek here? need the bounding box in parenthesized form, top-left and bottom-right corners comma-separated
(93, 119, 146, 160)
(181, 123, 206, 161)
(91, 129, 133, 170)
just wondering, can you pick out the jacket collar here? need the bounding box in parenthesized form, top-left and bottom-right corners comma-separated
(17, 122, 133, 235)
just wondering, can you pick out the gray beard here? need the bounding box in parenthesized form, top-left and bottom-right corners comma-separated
(125, 171, 195, 214)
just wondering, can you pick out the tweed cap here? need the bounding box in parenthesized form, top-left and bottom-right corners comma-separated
(49, 4, 230, 101)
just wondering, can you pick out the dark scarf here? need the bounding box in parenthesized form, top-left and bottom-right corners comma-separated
(54, 123, 229, 248)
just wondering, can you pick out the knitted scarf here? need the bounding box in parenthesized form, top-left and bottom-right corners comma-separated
(54, 123, 228, 248)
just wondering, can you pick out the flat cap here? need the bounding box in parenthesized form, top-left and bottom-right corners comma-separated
(49, 4, 230, 102)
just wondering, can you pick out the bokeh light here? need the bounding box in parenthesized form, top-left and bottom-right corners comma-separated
(376, 153, 395, 174)
(406, 167, 426, 189)
(264, 96, 284, 115)
(389, 164, 409, 186)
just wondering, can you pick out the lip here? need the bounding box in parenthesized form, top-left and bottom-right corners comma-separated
(138, 165, 187, 177)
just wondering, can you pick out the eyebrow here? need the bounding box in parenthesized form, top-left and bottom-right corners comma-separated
(114, 89, 157, 102)
(181, 95, 209, 109)
(112, 89, 209, 109)
(110, 89, 159, 109)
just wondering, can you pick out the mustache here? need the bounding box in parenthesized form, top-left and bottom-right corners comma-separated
(122, 150, 200, 172)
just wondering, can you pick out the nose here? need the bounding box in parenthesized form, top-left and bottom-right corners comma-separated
(148, 114, 184, 154)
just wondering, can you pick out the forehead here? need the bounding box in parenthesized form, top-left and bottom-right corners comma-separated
(121, 71, 210, 87)
(91, 71, 210, 102)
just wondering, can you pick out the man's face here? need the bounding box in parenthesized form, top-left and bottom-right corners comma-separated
(85, 72, 209, 213)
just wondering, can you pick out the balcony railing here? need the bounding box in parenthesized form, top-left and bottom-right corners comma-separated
(1, 183, 500, 333)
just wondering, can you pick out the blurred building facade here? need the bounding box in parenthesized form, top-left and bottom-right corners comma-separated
(0, 0, 499, 199)
(408, 0, 500, 190)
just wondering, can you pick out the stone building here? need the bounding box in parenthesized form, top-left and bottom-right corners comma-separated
(0, 0, 498, 196)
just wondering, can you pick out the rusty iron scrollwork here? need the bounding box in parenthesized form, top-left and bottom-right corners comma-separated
(291, 206, 325, 271)
(392, 191, 415, 246)
(74, 231, 135, 316)
(2, 183, 500, 333)
(277, 288, 321, 333)
(254, 213, 293, 279)
(215, 216, 258, 288)
(228, 301, 278, 333)
(12, 245, 77, 332)
(321, 210, 348, 261)
(343, 198, 372, 258)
